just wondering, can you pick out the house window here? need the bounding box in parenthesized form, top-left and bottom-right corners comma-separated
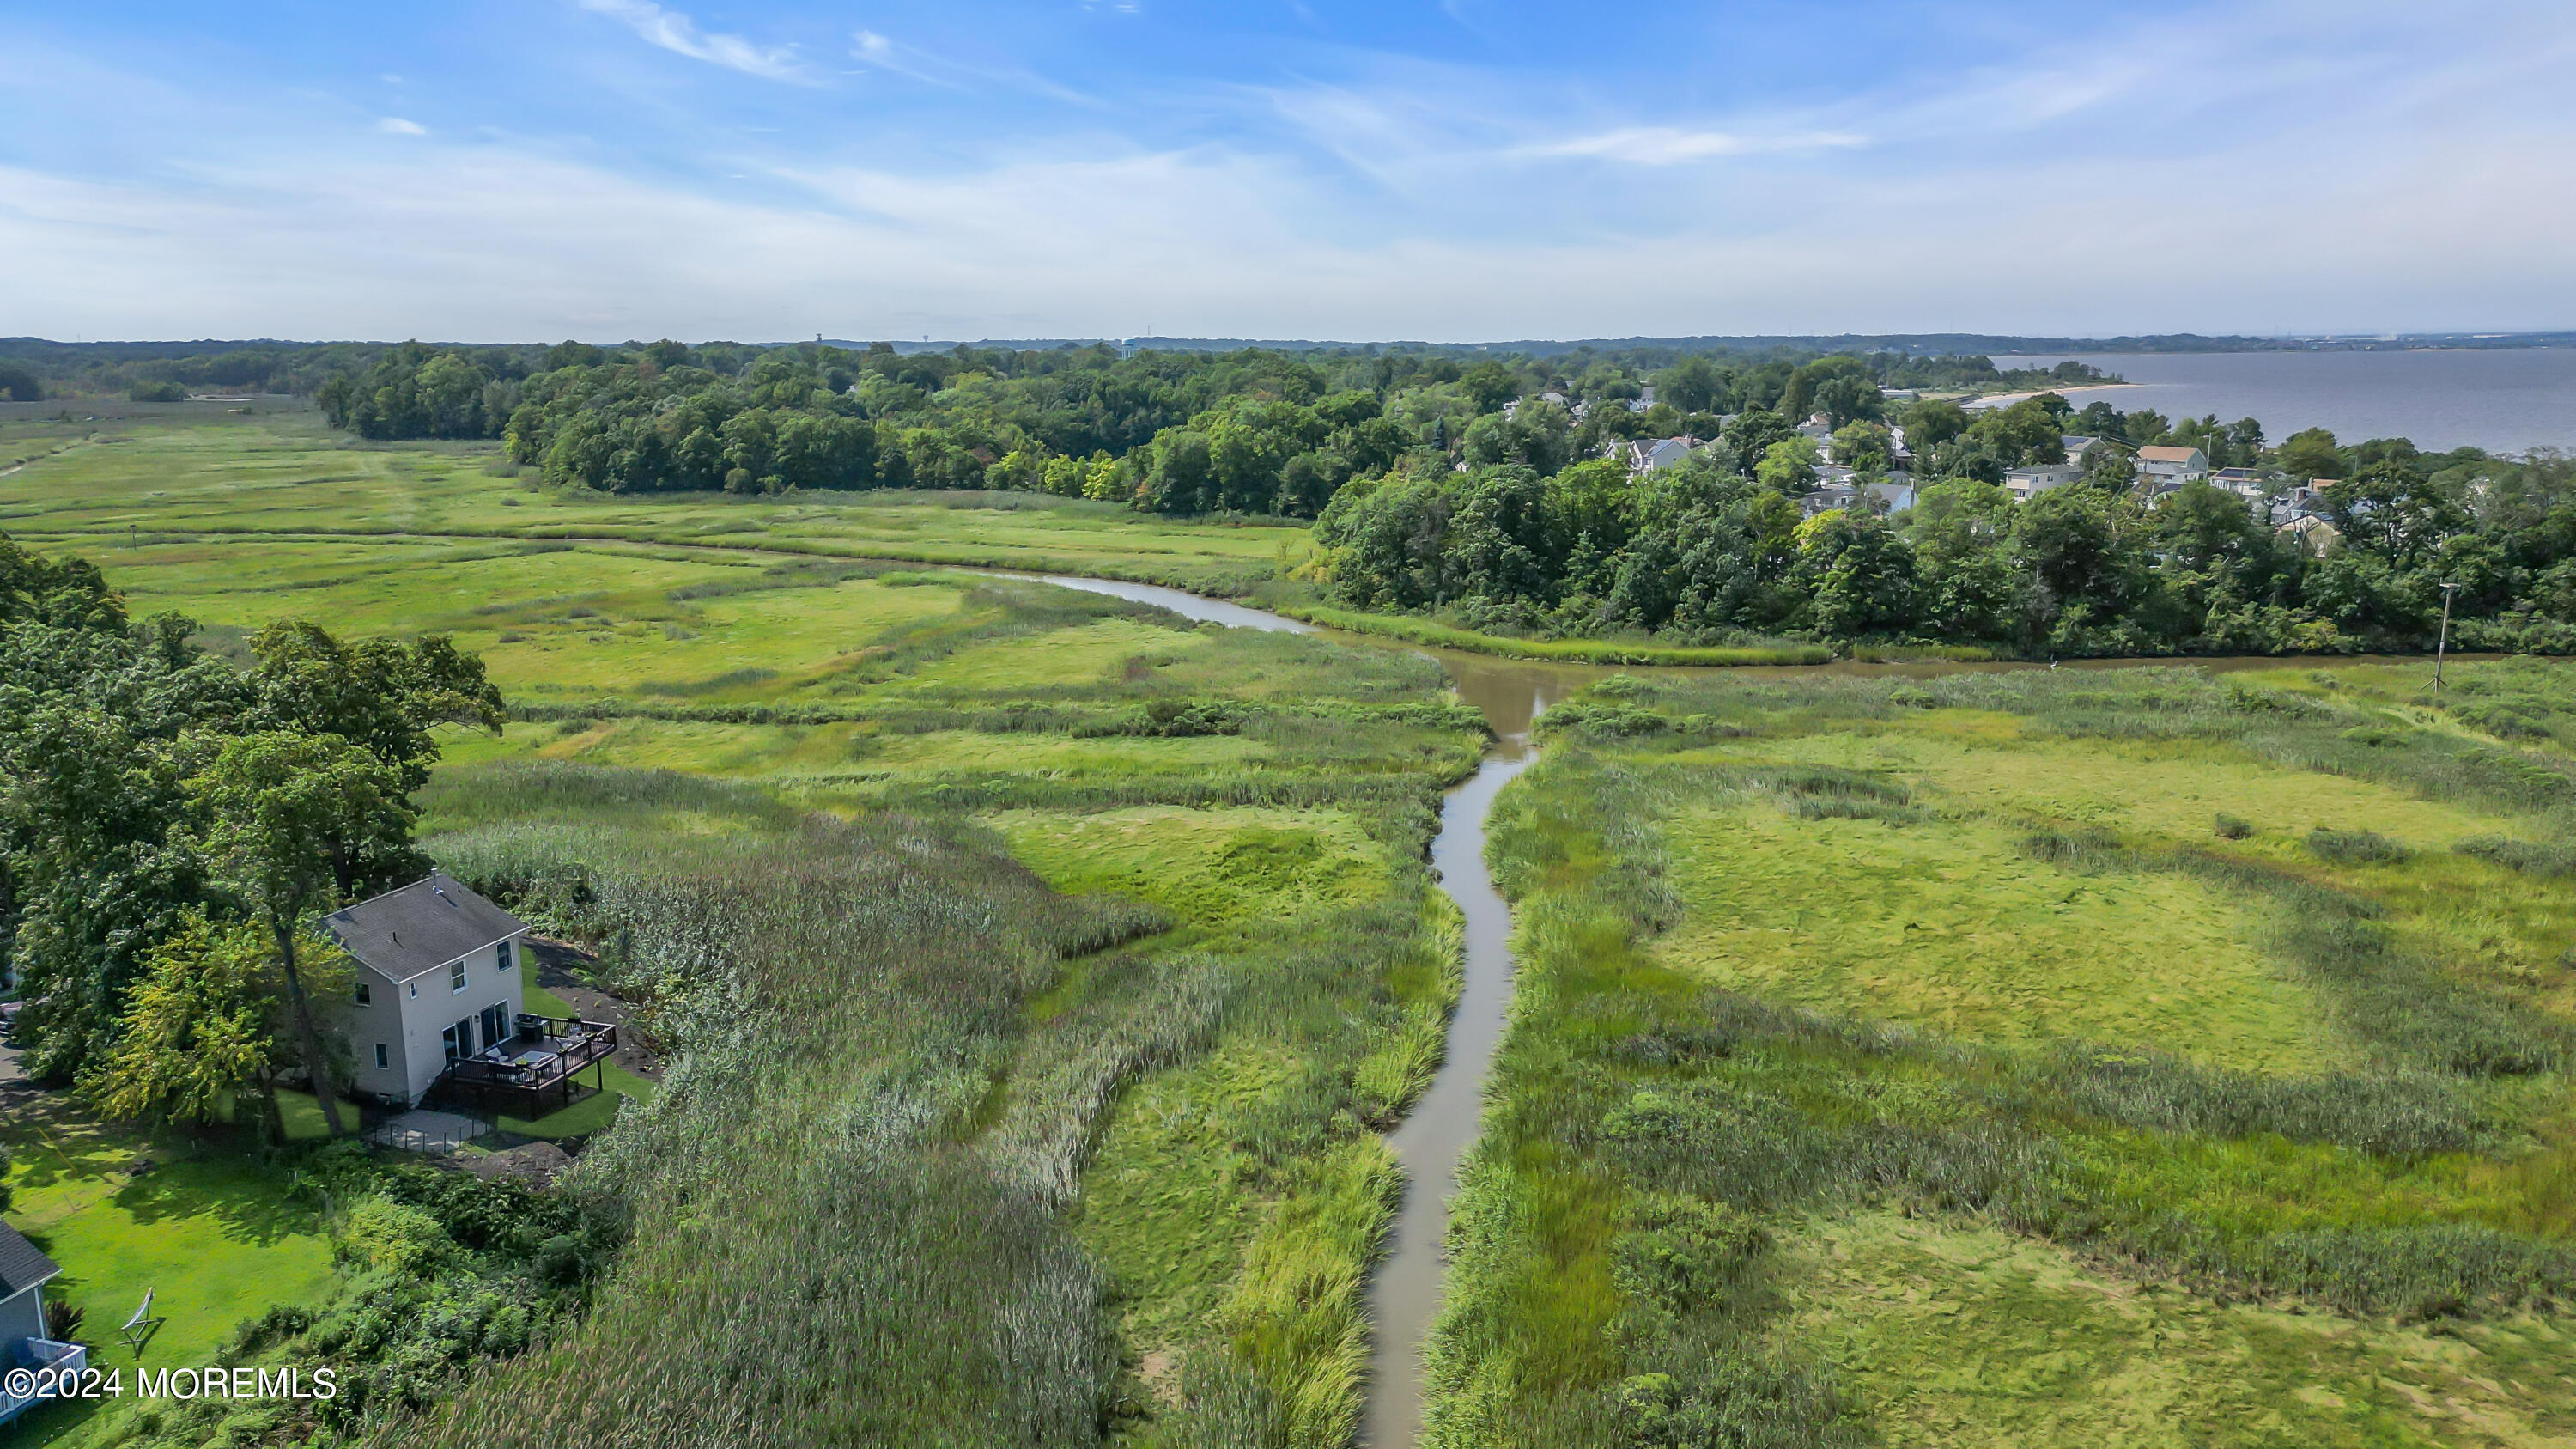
(355, 981, 373, 1007)
(442, 1024, 462, 1064)
(374, 1043, 390, 1070)
(408, 981, 418, 1000)
(497, 939, 514, 975)
(450, 958, 467, 994)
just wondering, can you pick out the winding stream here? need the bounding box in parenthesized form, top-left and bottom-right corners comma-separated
(999, 570, 2443, 1446)
(1007, 572, 1592, 1446)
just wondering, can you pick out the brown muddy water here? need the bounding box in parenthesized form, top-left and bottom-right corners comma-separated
(999, 572, 2462, 1446)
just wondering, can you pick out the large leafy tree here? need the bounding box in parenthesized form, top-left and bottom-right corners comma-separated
(187, 731, 417, 1138)
(249, 621, 503, 801)
(79, 916, 316, 1141)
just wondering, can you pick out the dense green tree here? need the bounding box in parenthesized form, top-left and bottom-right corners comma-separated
(1459, 362, 1521, 415)
(1965, 398, 2067, 467)
(1796, 510, 1921, 636)
(80, 916, 290, 1136)
(1657, 357, 1726, 414)
(2275, 427, 2346, 480)
(1756, 437, 1820, 492)
(1829, 422, 1895, 474)
(188, 731, 416, 1138)
(1899, 399, 1970, 451)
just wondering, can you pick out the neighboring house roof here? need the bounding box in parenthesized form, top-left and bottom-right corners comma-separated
(322, 873, 528, 984)
(2136, 445, 2207, 466)
(2061, 435, 2100, 454)
(0, 1221, 60, 1299)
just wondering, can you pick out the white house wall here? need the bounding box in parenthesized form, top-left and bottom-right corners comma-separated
(331, 935, 526, 1107)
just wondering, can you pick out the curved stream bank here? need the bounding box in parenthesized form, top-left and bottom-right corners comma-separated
(1003, 570, 2437, 1445)
(1012, 571, 1587, 1446)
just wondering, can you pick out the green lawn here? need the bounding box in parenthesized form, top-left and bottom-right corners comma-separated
(2, 1100, 335, 1444)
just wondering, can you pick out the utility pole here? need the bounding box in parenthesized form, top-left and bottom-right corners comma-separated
(2434, 581, 2461, 688)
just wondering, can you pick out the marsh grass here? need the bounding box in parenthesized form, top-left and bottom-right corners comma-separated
(1424, 663, 2576, 1447)
(2457, 834, 2576, 877)
(2307, 826, 2413, 864)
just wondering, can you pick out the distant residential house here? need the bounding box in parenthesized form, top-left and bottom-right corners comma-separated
(1, 1223, 80, 1426)
(2267, 484, 2325, 525)
(1623, 384, 1658, 413)
(1801, 472, 1917, 517)
(1625, 435, 1702, 474)
(2003, 463, 2081, 501)
(2209, 466, 2269, 496)
(1793, 413, 1833, 441)
(2279, 514, 2343, 557)
(2135, 445, 2209, 489)
(2060, 435, 2106, 465)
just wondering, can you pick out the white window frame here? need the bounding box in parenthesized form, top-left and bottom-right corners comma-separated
(450, 958, 468, 994)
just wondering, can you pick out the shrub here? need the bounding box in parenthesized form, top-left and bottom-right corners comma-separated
(2019, 826, 2123, 872)
(2307, 827, 2411, 865)
(2214, 813, 2253, 840)
(2454, 836, 2576, 878)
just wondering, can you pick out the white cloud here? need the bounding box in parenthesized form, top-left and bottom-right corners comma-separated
(1528, 127, 1869, 165)
(574, 0, 808, 82)
(377, 117, 428, 136)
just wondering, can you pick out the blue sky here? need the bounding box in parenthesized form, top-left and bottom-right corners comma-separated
(4, 1, 2573, 341)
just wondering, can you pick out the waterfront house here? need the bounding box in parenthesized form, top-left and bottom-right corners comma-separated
(2279, 514, 2343, 557)
(2061, 435, 2106, 463)
(324, 874, 619, 1117)
(2136, 445, 2209, 488)
(1, 1222, 81, 1426)
(1801, 474, 1917, 517)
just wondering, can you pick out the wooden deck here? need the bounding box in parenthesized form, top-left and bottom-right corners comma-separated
(437, 1013, 618, 1117)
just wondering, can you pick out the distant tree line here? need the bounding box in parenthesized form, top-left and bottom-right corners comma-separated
(312, 338, 2099, 514)
(1316, 391, 2574, 656)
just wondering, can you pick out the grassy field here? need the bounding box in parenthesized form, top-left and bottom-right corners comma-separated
(1424, 661, 2576, 1447)
(0, 411, 1941, 669)
(18, 412, 2576, 1447)
(3, 413, 1491, 1448)
(1, 1097, 338, 1445)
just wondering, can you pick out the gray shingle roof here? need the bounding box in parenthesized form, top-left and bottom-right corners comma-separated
(322, 873, 526, 983)
(0, 1221, 59, 1298)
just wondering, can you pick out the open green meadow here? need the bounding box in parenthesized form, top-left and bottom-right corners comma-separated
(1425, 661, 2576, 1448)
(3, 412, 1496, 1447)
(14, 411, 2576, 1448)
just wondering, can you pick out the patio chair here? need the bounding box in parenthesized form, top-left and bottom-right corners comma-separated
(120, 1288, 164, 1355)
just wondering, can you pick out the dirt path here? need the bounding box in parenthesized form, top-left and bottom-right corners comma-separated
(529, 937, 667, 1082)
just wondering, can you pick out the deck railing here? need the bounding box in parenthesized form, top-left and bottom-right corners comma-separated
(437, 1015, 618, 1113)
(0, 1339, 88, 1424)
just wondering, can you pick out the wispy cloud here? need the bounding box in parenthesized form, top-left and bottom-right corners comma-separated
(849, 30, 950, 87)
(376, 117, 428, 136)
(848, 28, 1097, 106)
(1528, 126, 1870, 165)
(574, 0, 808, 82)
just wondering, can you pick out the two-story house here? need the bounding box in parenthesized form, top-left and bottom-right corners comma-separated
(1625, 435, 1701, 474)
(323, 873, 532, 1110)
(2135, 445, 2210, 490)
